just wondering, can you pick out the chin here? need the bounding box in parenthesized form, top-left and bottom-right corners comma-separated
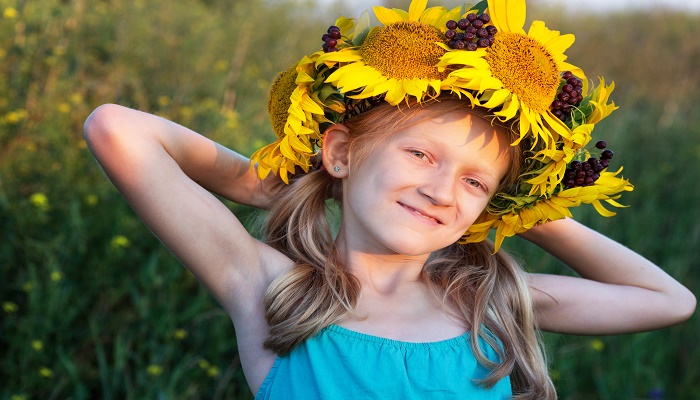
(385, 235, 458, 257)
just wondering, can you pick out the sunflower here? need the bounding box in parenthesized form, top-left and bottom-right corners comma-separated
(250, 54, 324, 183)
(437, 0, 586, 147)
(316, 0, 463, 105)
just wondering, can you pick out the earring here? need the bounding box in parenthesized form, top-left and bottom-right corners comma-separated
(333, 166, 340, 172)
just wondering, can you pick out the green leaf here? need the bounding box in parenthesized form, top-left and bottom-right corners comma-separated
(471, 0, 489, 14)
(319, 84, 341, 102)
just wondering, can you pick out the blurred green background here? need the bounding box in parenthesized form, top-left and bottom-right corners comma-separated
(1, 0, 698, 398)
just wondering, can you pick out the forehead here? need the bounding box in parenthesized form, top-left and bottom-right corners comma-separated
(397, 109, 511, 150)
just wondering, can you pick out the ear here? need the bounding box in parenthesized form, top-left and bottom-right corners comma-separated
(321, 124, 350, 178)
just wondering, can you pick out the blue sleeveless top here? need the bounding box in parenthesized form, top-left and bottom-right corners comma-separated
(255, 325, 512, 399)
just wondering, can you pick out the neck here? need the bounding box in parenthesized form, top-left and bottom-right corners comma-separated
(334, 229, 430, 296)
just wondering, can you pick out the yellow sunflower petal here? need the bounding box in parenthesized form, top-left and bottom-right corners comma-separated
(403, 78, 429, 99)
(373, 6, 405, 25)
(329, 64, 383, 93)
(279, 137, 296, 160)
(429, 78, 442, 94)
(335, 16, 355, 36)
(408, 0, 428, 21)
(299, 94, 325, 115)
(604, 198, 628, 208)
(384, 78, 409, 105)
(494, 95, 519, 121)
(256, 164, 271, 180)
(477, 76, 504, 94)
(439, 51, 490, 69)
(527, 21, 575, 58)
(288, 132, 313, 153)
(420, 6, 447, 26)
(435, 5, 463, 29)
(481, 88, 510, 108)
(488, 0, 526, 34)
(317, 50, 364, 66)
(591, 199, 617, 217)
(393, 9, 410, 20)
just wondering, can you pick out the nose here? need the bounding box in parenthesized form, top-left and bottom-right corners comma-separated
(418, 171, 456, 206)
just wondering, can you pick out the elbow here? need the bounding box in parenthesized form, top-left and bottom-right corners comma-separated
(83, 103, 129, 144)
(664, 285, 697, 327)
(676, 288, 697, 323)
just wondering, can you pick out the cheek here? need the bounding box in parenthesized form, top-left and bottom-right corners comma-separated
(456, 195, 491, 225)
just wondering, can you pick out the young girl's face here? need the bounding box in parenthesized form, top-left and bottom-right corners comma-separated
(340, 109, 513, 257)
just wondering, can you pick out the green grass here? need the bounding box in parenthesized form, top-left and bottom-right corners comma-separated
(1, 1, 698, 399)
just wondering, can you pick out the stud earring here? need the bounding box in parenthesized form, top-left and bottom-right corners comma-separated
(333, 166, 340, 172)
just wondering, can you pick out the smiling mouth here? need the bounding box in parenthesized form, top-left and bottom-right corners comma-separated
(399, 203, 442, 225)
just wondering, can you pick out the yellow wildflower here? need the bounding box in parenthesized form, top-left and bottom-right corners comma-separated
(146, 364, 163, 376)
(157, 96, 171, 107)
(85, 194, 99, 207)
(3, 301, 18, 313)
(58, 103, 71, 114)
(50, 271, 64, 282)
(207, 366, 221, 378)
(3, 7, 18, 19)
(111, 235, 131, 249)
(214, 59, 228, 72)
(590, 339, 605, 352)
(39, 367, 53, 378)
(70, 93, 83, 105)
(29, 192, 49, 211)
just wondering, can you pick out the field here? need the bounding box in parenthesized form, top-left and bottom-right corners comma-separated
(1, 0, 699, 398)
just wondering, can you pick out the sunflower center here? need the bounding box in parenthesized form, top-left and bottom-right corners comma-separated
(268, 65, 298, 138)
(360, 21, 448, 81)
(485, 32, 559, 113)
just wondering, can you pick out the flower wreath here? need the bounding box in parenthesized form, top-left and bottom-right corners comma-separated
(250, 0, 633, 250)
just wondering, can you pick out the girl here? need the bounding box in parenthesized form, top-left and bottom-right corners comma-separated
(84, 0, 695, 398)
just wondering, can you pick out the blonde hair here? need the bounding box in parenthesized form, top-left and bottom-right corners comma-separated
(262, 98, 556, 399)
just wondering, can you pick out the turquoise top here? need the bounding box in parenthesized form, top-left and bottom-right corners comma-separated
(255, 324, 512, 399)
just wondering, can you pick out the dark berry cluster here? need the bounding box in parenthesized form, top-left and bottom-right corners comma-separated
(444, 13, 497, 51)
(563, 140, 615, 188)
(551, 71, 584, 122)
(322, 25, 341, 53)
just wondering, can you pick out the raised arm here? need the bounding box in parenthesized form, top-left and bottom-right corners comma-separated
(522, 218, 696, 335)
(83, 104, 290, 315)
